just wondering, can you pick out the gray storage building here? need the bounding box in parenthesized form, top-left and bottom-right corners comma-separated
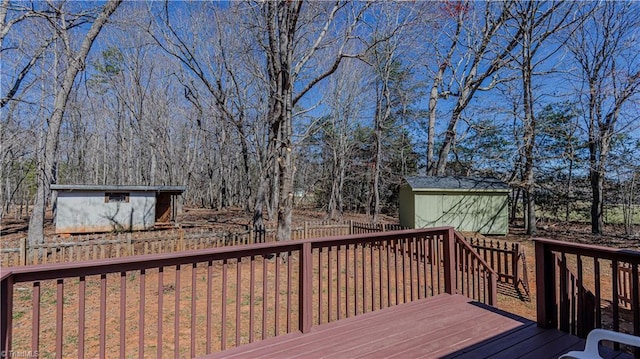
(51, 184, 186, 234)
(399, 176, 509, 235)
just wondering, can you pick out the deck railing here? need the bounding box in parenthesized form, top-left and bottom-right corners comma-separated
(454, 232, 498, 304)
(535, 238, 640, 350)
(1, 227, 496, 358)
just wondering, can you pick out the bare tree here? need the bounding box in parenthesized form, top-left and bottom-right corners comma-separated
(510, 0, 579, 235)
(424, 1, 524, 176)
(320, 62, 369, 220)
(26, 0, 122, 246)
(568, 1, 640, 234)
(258, 1, 370, 241)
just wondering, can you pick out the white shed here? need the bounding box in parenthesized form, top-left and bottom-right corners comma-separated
(51, 185, 185, 234)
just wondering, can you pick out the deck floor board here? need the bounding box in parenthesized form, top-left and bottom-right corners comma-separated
(200, 294, 633, 359)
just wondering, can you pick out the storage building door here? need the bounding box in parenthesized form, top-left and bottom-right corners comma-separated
(155, 193, 172, 223)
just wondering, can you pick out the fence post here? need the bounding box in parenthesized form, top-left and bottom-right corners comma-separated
(349, 220, 353, 235)
(299, 242, 313, 333)
(304, 221, 308, 240)
(179, 229, 185, 251)
(127, 232, 133, 256)
(442, 228, 456, 295)
(19, 237, 27, 266)
(382, 223, 386, 232)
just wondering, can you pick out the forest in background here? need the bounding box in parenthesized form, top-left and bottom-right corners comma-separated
(1, 1, 639, 244)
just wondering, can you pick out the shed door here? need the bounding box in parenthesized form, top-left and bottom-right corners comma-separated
(441, 194, 475, 230)
(155, 193, 172, 223)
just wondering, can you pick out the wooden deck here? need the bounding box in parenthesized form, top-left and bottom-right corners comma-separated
(201, 294, 633, 359)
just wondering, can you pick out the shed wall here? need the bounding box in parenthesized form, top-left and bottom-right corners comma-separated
(55, 191, 156, 234)
(399, 186, 416, 228)
(412, 191, 508, 235)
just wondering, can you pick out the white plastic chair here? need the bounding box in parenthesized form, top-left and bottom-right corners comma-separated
(559, 329, 640, 359)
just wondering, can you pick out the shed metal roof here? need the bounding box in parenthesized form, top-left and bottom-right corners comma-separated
(50, 184, 186, 193)
(404, 176, 509, 192)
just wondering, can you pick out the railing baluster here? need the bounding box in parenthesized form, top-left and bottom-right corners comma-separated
(409, 237, 414, 301)
(175, 264, 181, 359)
(318, 247, 323, 323)
(250, 256, 255, 343)
(328, 245, 333, 323)
(467, 249, 472, 299)
(576, 255, 584, 337)
(287, 251, 292, 332)
(32, 281, 40, 356)
(362, 241, 366, 311)
(370, 242, 374, 311)
(158, 266, 163, 358)
(594, 258, 601, 328)
(337, 245, 342, 319)
(191, 263, 197, 357)
(436, 236, 442, 294)
(236, 258, 241, 347)
(275, 254, 280, 335)
(261, 256, 267, 340)
(56, 279, 64, 359)
(354, 244, 359, 315)
(378, 241, 383, 309)
(344, 244, 355, 318)
(612, 259, 620, 351)
(120, 271, 126, 358)
(386, 240, 392, 306)
(402, 237, 407, 304)
(206, 262, 212, 354)
(221, 259, 227, 350)
(139, 270, 145, 359)
(633, 264, 640, 356)
(77, 276, 86, 359)
(100, 274, 106, 359)
(559, 254, 569, 332)
(424, 237, 430, 298)
(395, 239, 400, 305)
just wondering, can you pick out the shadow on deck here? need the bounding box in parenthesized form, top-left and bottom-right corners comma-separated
(201, 294, 632, 359)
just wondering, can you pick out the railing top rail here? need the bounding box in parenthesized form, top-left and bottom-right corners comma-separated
(3, 227, 452, 283)
(533, 238, 640, 263)
(0, 269, 13, 281)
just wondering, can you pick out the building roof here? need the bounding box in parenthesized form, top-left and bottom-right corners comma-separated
(51, 184, 186, 193)
(404, 176, 509, 192)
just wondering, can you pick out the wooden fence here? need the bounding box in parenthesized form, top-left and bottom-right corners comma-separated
(0, 221, 399, 267)
(466, 237, 530, 295)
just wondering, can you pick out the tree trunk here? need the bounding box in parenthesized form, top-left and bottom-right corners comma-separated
(27, 0, 122, 247)
(426, 12, 462, 176)
(521, 21, 536, 235)
(590, 169, 604, 234)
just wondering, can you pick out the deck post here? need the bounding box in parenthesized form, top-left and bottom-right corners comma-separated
(299, 242, 313, 333)
(489, 271, 498, 306)
(443, 228, 456, 295)
(1, 273, 14, 355)
(535, 240, 557, 328)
